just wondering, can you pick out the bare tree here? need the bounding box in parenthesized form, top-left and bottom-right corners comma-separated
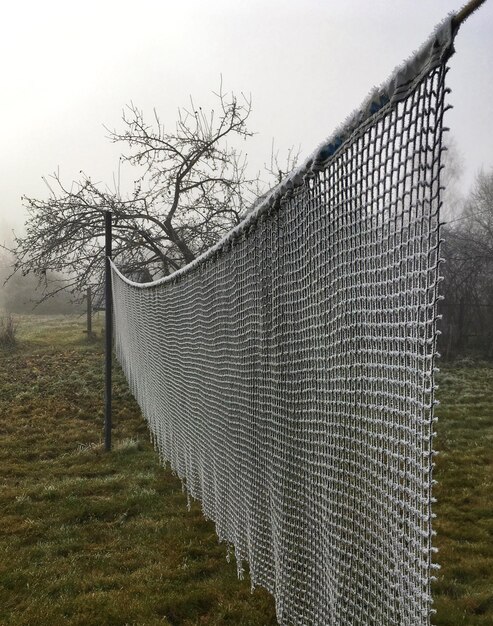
(7, 85, 268, 302)
(265, 139, 301, 185)
(440, 137, 464, 223)
(461, 169, 493, 258)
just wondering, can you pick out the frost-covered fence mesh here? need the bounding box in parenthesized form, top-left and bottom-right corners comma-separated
(111, 19, 456, 626)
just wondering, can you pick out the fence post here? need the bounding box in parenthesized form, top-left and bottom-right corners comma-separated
(86, 286, 93, 338)
(104, 211, 113, 452)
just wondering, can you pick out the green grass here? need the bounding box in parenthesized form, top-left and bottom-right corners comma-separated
(0, 315, 277, 626)
(0, 314, 491, 625)
(433, 363, 493, 625)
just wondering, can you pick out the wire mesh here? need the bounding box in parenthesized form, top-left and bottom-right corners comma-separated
(111, 19, 454, 625)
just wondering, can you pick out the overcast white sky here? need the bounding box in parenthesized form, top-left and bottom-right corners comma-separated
(1, 0, 492, 239)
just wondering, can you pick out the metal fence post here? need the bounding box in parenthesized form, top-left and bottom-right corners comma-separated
(86, 286, 93, 338)
(104, 211, 112, 451)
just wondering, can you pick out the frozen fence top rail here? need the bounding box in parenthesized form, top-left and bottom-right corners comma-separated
(111, 16, 457, 626)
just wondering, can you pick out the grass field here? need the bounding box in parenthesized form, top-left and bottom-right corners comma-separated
(0, 314, 492, 625)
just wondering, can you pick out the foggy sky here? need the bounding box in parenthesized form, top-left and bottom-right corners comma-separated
(2, 0, 492, 238)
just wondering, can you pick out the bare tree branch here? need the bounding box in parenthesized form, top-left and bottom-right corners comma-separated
(7, 84, 284, 303)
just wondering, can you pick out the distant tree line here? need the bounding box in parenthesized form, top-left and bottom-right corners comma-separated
(0, 251, 81, 315)
(439, 169, 493, 360)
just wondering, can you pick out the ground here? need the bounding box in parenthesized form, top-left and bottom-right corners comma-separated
(0, 315, 491, 625)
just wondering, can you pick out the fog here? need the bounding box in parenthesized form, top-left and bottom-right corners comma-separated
(1, 0, 492, 237)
